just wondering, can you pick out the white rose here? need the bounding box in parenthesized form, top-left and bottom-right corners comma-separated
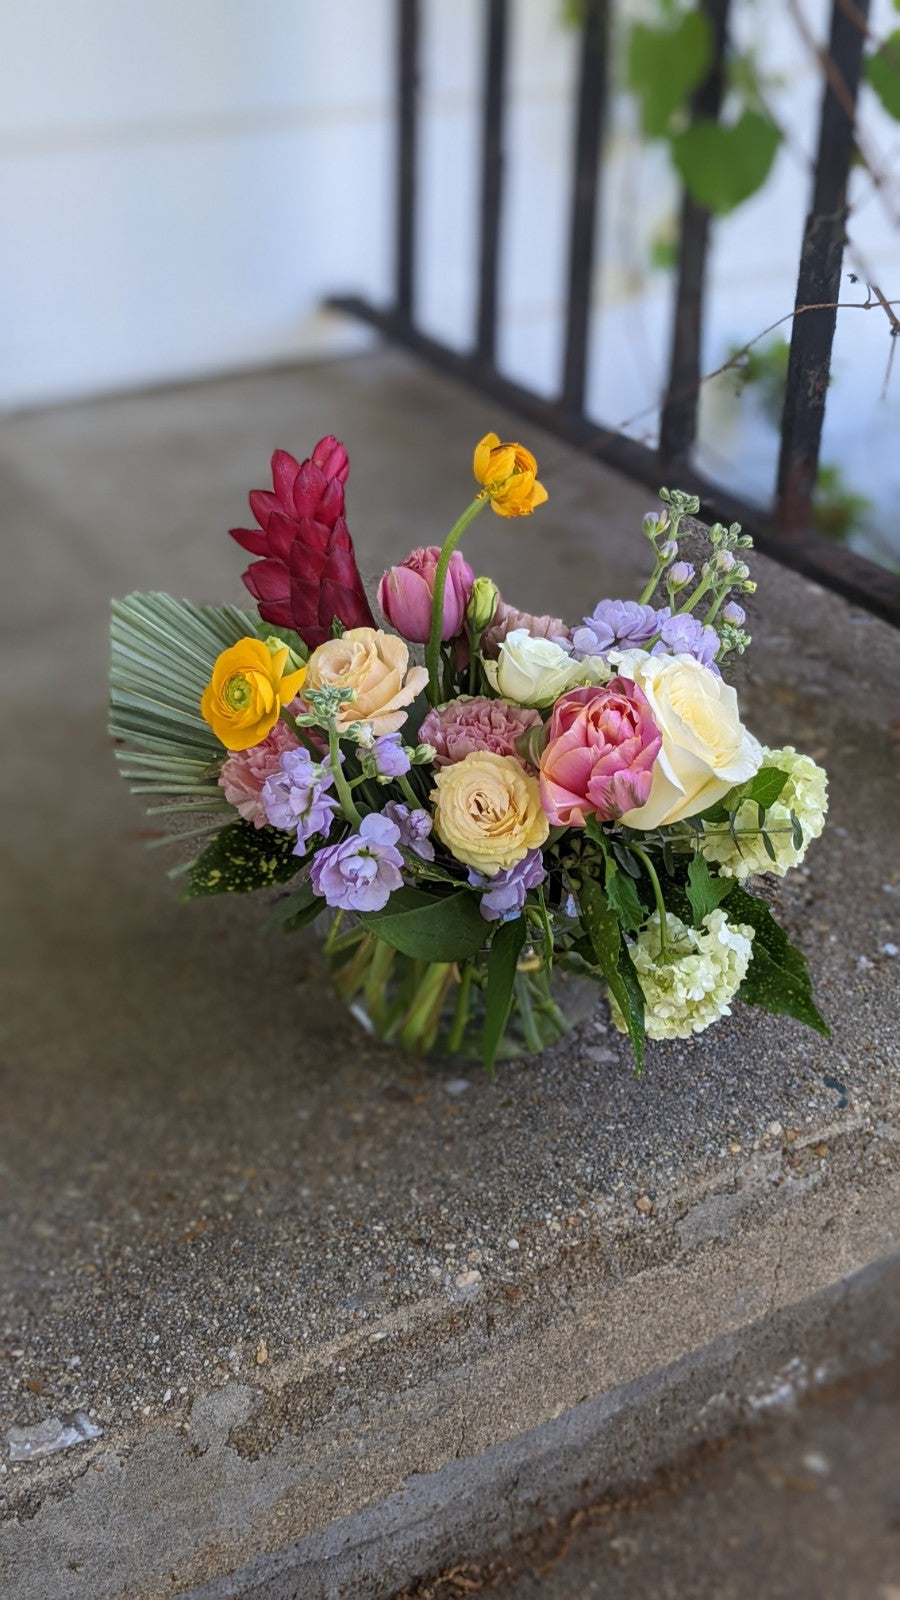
(483, 629, 607, 708)
(613, 651, 762, 829)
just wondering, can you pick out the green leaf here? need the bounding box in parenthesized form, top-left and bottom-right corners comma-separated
(727, 885, 829, 1036)
(358, 888, 488, 963)
(184, 822, 301, 898)
(671, 110, 781, 214)
(627, 10, 712, 138)
(866, 31, 900, 120)
(605, 857, 646, 931)
(579, 877, 645, 1073)
(686, 854, 735, 926)
(264, 880, 323, 934)
(702, 767, 789, 825)
(482, 918, 528, 1075)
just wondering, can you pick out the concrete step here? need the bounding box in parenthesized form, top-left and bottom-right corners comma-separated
(1, 349, 898, 1600)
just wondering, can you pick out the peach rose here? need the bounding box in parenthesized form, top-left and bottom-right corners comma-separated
(304, 627, 429, 736)
(431, 752, 549, 875)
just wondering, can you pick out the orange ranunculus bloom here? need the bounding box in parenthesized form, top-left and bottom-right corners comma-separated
(472, 432, 549, 518)
(200, 637, 306, 752)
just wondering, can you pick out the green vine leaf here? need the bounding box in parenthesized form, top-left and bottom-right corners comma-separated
(866, 31, 900, 120)
(671, 110, 781, 214)
(702, 767, 789, 825)
(483, 918, 528, 1076)
(686, 855, 735, 926)
(579, 877, 645, 1073)
(627, 10, 712, 138)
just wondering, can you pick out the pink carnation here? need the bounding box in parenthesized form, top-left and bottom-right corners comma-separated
(481, 597, 570, 660)
(419, 696, 543, 770)
(539, 679, 662, 827)
(219, 717, 300, 827)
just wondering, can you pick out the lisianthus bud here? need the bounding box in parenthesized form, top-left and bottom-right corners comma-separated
(722, 601, 746, 626)
(466, 576, 499, 636)
(378, 546, 474, 644)
(668, 562, 694, 590)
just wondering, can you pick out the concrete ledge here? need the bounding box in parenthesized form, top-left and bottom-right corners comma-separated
(2, 352, 899, 1599)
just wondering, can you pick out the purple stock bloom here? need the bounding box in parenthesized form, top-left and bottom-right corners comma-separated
(382, 801, 435, 862)
(722, 601, 746, 626)
(310, 813, 405, 912)
(467, 849, 547, 923)
(371, 733, 412, 779)
(651, 610, 720, 669)
(261, 747, 340, 853)
(571, 599, 660, 658)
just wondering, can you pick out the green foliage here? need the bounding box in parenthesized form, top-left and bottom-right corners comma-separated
(727, 885, 829, 1036)
(728, 335, 790, 424)
(264, 880, 323, 934)
(866, 30, 900, 120)
(604, 856, 646, 932)
(578, 876, 645, 1073)
(671, 110, 780, 215)
(184, 822, 301, 898)
(812, 465, 873, 545)
(686, 854, 735, 926)
(358, 888, 488, 964)
(483, 918, 528, 1076)
(702, 767, 788, 825)
(627, 9, 711, 138)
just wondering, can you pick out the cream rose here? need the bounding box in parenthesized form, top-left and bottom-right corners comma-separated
(483, 629, 608, 708)
(431, 752, 549, 875)
(305, 628, 429, 736)
(612, 651, 761, 829)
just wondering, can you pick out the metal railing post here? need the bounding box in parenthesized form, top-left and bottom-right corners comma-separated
(560, 0, 609, 418)
(775, 0, 871, 530)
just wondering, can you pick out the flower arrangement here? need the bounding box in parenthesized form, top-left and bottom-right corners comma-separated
(110, 432, 828, 1070)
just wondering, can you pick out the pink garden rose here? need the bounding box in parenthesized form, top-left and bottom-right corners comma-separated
(419, 696, 543, 770)
(539, 679, 662, 827)
(219, 716, 300, 827)
(378, 546, 474, 644)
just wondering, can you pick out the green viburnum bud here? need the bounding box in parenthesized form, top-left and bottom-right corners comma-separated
(466, 576, 499, 635)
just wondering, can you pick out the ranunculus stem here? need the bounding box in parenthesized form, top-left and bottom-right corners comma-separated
(397, 773, 422, 810)
(425, 497, 487, 705)
(631, 845, 669, 958)
(328, 724, 362, 826)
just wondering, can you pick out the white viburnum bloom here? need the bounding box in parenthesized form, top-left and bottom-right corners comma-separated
(608, 909, 755, 1041)
(610, 651, 762, 830)
(701, 745, 829, 881)
(482, 629, 585, 708)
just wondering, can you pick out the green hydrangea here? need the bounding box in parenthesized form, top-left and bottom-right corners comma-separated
(609, 909, 755, 1042)
(701, 745, 828, 882)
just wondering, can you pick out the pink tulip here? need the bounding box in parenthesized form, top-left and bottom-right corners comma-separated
(377, 547, 474, 644)
(539, 679, 662, 827)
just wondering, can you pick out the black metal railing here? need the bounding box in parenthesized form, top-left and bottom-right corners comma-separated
(330, 0, 899, 628)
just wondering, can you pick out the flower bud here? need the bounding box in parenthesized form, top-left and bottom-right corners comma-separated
(643, 511, 669, 539)
(722, 601, 746, 626)
(714, 550, 736, 573)
(515, 719, 549, 768)
(466, 576, 499, 636)
(660, 540, 678, 562)
(378, 546, 474, 644)
(668, 561, 694, 590)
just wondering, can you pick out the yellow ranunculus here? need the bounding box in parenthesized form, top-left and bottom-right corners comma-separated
(473, 432, 548, 518)
(305, 627, 429, 736)
(431, 752, 549, 876)
(200, 638, 306, 752)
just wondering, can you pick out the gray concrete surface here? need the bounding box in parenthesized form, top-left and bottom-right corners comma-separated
(1, 348, 898, 1599)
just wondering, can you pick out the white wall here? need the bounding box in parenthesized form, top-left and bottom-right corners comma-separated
(0, 0, 396, 408)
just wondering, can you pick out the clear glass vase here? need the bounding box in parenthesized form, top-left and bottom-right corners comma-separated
(320, 915, 598, 1063)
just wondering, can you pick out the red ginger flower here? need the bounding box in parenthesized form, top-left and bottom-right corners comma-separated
(230, 436, 375, 651)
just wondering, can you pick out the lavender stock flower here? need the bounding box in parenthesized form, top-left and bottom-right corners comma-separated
(310, 813, 405, 911)
(468, 849, 547, 922)
(371, 733, 412, 780)
(571, 599, 660, 658)
(261, 747, 341, 852)
(382, 801, 435, 862)
(651, 610, 720, 669)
